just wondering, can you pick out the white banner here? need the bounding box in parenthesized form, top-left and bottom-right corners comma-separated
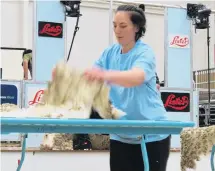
(169, 34, 190, 48)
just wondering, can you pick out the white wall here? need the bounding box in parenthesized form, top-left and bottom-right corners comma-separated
(66, 6, 110, 70)
(0, 0, 33, 80)
(1, 151, 213, 171)
(0, 0, 215, 82)
(1, 1, 24, 80)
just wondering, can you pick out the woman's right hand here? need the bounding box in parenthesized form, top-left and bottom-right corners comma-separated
(84, 67, 105, 82)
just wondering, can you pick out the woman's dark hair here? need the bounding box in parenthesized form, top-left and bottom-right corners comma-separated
(116, 4, 146, 41)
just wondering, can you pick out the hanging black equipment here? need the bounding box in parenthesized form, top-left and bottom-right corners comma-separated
(60, 1, 82, 62)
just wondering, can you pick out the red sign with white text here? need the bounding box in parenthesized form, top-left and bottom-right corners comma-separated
(169, 35, 190, 48)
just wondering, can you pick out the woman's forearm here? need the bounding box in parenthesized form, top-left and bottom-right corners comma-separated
(23, 62, 29, 79)
(104, 68, 145, 88)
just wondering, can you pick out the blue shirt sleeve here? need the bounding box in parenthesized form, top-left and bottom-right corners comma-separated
(131, 48, 156, 83)
(94, 56, 104, 69)
(94, 47, 110, 69)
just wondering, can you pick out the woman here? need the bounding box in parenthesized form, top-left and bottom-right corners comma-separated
(84, 4, 171, 171)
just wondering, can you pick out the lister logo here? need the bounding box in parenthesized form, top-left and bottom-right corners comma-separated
(161, 92, 190, 112)
(169, 35, 190, 48)
(38, 21, 63, 38)
(29, 90, 44, 105)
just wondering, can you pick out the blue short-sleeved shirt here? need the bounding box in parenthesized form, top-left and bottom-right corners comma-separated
(94, 40, 169, 144)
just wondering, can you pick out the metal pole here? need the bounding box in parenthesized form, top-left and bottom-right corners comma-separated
(23, 0, 29, 49)
(190, 20, 194, 122)
(109, 0, 113, 45)
(0, 68, 2, 79)
(207, 21, 211, 125)
(104, 0, 215, 13)
(164, 7, 168, 87)
(111, 0, 184, 9)
(195, 71, 198, 90)
(0, 47, 26, 51)
(32, 0, 37, 82)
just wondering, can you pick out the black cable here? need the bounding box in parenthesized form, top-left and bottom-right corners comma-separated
(66, 15, 80, 62)
(0, 47, 26, 51)
(0, 68, 2, 79)
(206, 19, 211, 125)
(60, 1, 82, 62)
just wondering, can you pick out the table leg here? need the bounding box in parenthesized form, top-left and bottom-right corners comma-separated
(141, 136, 149, 171)
(16, 134, 27, 171)
(211, 145, 215, 171)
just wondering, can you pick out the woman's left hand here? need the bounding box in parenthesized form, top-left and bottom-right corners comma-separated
(84, 67, 106, 82)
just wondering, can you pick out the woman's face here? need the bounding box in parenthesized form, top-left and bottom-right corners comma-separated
(113, 11, 138, 46)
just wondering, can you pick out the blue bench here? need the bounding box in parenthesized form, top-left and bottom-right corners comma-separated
(0, 117, 196, 171)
